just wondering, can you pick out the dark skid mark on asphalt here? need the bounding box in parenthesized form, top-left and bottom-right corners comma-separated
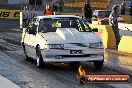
(0, 40, 132, 87)
(0, 42, 20, 51)
(3, 38, 21, 46)
(2, 51, 131, 88)
(92, 84, 115, 88)
(0, 45, 8, 51)
(2, 51, 96, 87)
(1, 51, 78, 87)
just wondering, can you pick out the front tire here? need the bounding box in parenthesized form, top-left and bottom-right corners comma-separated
(94, 59, 104, 69)
(36, 46, 44, 68)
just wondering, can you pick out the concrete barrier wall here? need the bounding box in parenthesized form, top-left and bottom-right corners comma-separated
(91, 23, 132, 53)
(118, 36, 132, 54)
(89, 24, 115, 49)
(121, 15, 132, 24)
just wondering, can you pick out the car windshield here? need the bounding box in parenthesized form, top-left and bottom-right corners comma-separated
(38, 17, 91, 33)
(98, 11, 111, 18)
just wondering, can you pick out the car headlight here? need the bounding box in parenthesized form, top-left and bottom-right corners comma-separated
(48, 44, 64, 49)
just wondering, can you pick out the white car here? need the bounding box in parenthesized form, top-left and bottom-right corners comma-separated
(21, 15, 104, 69)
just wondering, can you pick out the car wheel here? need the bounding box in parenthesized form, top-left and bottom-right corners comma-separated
(22, 43, 30, 61)
(36, 46, 44, 68)
(94, 59, 104, 69)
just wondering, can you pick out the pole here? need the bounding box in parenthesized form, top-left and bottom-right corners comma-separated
(20, 0, 22, 11)
(20, 0, 23, 29)
(35, 0, 36, 11)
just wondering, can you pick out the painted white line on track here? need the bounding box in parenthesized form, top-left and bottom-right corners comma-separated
(0, 75, 20, 88)
(12, 29, 22, 32)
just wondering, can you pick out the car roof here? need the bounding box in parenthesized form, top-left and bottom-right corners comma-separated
(35, 15, 81, 19)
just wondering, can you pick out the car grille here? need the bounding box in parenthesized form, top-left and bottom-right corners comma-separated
(57, 54, 94, 57)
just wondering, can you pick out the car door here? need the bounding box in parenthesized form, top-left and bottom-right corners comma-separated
(24, 19, 38, 59)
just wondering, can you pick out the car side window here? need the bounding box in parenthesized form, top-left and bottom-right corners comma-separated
(38, 19, 57, 33)
(27, 20, 37, 35)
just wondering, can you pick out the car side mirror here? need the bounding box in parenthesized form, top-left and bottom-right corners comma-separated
(92, 28, 98, 32)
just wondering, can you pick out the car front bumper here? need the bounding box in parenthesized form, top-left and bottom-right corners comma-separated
(41, 48, 104, 62)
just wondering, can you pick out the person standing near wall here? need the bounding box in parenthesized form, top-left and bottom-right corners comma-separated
(120, 0, 126, 15)
(109, 5, 120, 48)
(58, 0, 64, 12)
(83, 0, 92, 23)
(52, 0, 58, 12)
(128, 0, 132, 23)
(44, 5, 53, 15)
(130, 6, 132, 16)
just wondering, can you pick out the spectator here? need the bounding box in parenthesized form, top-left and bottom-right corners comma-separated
(58, 0, 64, 12)
(109, 5, 120, 48)
(44, 5, 53, 15)
(83, 0, 92, 23)
(130, 7, 132, 16)
(128, 0, 132, 23)
(52, 0, 58, 12)
(120, 0, 126, 15)
(128, 0, 132, 16)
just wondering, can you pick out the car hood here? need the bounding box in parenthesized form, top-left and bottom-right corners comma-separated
(40, 28, 101, 44)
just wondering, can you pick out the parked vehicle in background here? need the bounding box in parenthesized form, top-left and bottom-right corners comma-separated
(92, 10, 125, 25)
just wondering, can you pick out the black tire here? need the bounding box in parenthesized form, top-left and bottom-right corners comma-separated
(36, 46, 44, 68)
(79, 76, 86, 84)
(94, 59, 104, 69)
(22, 43, 30, 61)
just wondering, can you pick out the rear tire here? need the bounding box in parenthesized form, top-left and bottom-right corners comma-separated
(36, 46, 44, 68)
(94, 59, 104, 69)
